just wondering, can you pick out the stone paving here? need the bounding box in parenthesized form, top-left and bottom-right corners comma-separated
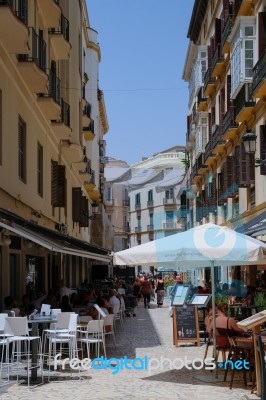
(0, 299, 255, 400)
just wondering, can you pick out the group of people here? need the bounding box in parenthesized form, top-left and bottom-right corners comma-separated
(132, 274, 165, 308)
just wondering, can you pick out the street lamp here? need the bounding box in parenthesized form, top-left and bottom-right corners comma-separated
(242, 130, 266, 167)
(83, 202, 99, 221)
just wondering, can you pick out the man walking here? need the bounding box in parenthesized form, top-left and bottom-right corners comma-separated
(140, 277, 153, 308)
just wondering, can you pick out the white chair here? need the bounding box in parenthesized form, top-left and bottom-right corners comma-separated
(4, 317, 43, 386)
(103, 314, 116, 347)
(113, 304, 124, 329)
(77, 319, 106, 359)
(44, 313, 78, 371)
(51, 309, 61, 317)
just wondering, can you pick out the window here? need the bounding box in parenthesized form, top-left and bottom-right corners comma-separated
(51, 161, 66, 207)
(165, 188, 174, 199)
(231, 18, 256, 97)
(148, 190, 153, 202)
(195, 115, 208, 157)
(107, 187, 112, 201)
(135, 193, 141, 207)
(188, 46, 207, 108)
(37, 143, 43, 197)
(107, 214, 112, 222)
(149, 213, 153, 225)
(18, 116, 26, 183)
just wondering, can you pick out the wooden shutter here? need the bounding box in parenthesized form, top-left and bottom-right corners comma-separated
(18, 117, 26, 182)
(239, 142, 250, 186)
(258, 12, 266, 59)
(218, 171, 224, 205)
(226, 75, 231, 109)
(196, 196, 202, 222)
(57, 165, 65, 207)
(202, 188, 209, 217)
(220, 88, 225, 122)
(226, 156, 235, 197)
(210, 177, 217, 211)
(72, 187, 82, 222)
(207, 45, 212, 68)
(215, 18, 222, 46)
(223, 0, 229, 20)
(51, 161, 65, 207)
(235, 146, 240, 185)
(260, 125, 266, 175)
(79, 196, 89, 227)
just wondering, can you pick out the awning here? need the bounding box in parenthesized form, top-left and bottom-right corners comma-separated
(235, 210, 266, 237)
(0, 220, 111, 263)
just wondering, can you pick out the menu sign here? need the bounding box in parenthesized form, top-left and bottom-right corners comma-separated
(173, 305, 200, 346)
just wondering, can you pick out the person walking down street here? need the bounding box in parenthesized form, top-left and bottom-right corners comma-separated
(155, 275, 165, 307)
(133, 278, 142, 303)
(140, 277, 152, 308)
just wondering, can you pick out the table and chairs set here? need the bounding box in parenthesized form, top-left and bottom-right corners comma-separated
(0, 305, 121, 386)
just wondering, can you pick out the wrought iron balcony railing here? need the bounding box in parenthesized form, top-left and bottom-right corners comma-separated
(252, 50, 266, 96)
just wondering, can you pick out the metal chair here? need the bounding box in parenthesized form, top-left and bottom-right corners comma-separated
(77, 319, 106, 359)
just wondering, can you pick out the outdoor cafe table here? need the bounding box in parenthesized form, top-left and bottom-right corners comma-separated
(28, 315, 57, 382)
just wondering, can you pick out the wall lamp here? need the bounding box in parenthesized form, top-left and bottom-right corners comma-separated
(83, 202, 99, 221)
(0, 230, 11, 246)
(242, 130, 266, 167)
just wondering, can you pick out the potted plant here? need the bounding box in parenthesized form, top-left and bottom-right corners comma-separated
(254, 291, 266, 313)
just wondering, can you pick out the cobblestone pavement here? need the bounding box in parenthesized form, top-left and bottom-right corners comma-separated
(0, 300, 253, 400)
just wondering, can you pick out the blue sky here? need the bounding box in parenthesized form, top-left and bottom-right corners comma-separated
(86, 0, 194, 165)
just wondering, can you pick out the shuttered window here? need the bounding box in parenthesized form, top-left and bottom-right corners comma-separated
(258, 12, 266, 59)
(18, 116, 26, 183)
(260, 125, 266, 175)
(51, 161, 65, 207)
(37, 143, 43, 197)
(72, 187, 89, 227)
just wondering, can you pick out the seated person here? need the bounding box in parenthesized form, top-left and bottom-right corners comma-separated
(19, 294, 35, 317)
(3, 296, 20, 316)
(208, 303, 247, 348)
(95, 297, 109, 316)
(60, 295, 72, 312)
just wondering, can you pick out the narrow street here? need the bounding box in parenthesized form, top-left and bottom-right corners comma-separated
(0, 300, 251, 400)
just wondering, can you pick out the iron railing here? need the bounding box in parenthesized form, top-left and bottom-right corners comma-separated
(252, 50, 266, 96)
(18, 27, 46, 71)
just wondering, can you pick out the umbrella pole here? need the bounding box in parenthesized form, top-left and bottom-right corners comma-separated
(211, 261, 218, 378)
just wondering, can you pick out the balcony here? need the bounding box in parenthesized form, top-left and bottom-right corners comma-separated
(36, 0, 61, 28)
(252, 50, 266, 99)
(83, 119, 95, 142)
(235, 0, 253, 16)
(203, 68, 216, 97)
(123, 199, 130, 207)
(192, 162, 200, 180)
(123, 224, 130, 233)
(212, 125, 226, 154)
(222, 107, 238, 140)
(211, 45, 225, 78)
(51, 99, 72, 139)
(84, 170, 96, 192)
(37, 69, 61, 120)
(82, 101, 91, 126)
(235, 83, 255, 123)
(17, 27, 48, 93)
(61, 141, 83, 164)
(135, 203, 141, 210)
(105, 198, 114, 206)
(163, 198, 176, 206)
(147, 200, 154, 208)
(221, 15, 233, 54)
(163, 222, 178, 230)
(147, 224, 154, 231)
(79, 161, 92, 184)
(0, 0, 29, 54)
(197, 87, 208, 112)
(204, 141, 214, 165)
(135, 226, 141, 233)
(49, 14, 71, 60)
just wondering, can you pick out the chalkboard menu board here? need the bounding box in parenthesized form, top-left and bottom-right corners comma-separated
(173, 305, 200, 346)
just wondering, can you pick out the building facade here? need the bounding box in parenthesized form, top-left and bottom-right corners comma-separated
(105, 147, 186, 276)
(183, 0, 266, 288)
(0, 0, 112, 305)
